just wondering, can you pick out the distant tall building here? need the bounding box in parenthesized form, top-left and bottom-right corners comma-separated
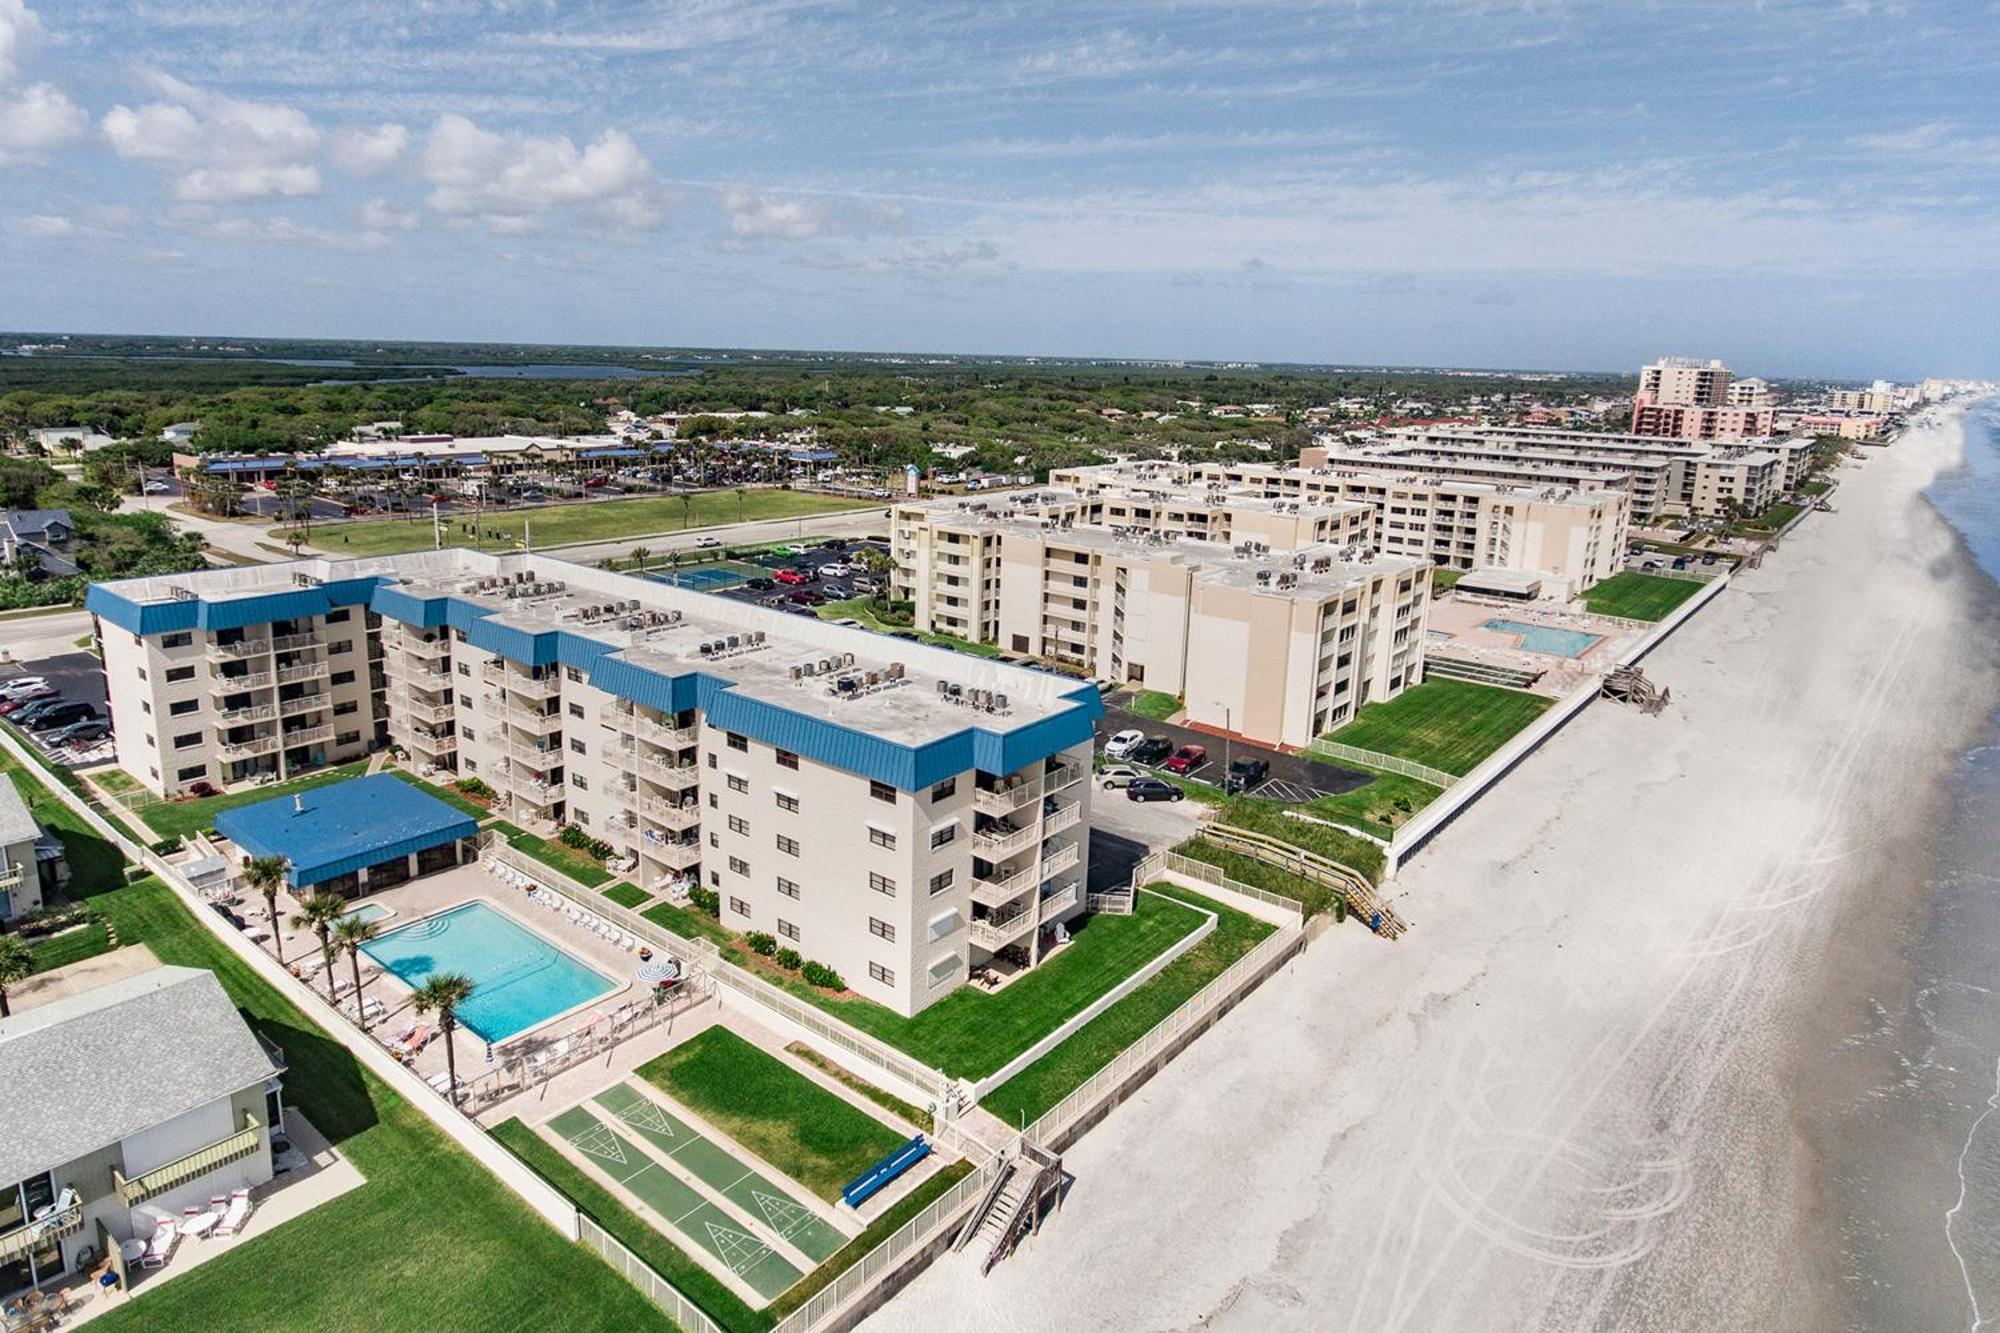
(1632, 356, 1773, 440)
(1726, 376, 1773, 409)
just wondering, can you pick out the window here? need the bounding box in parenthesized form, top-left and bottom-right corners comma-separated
(728, 815, 749, 836)
(462, 726, 476, 741)
(173, 730, 203, 749)
(326, 608, 351, 624)
(776, 918, 799, 942)
(165, 665, 195, 683)
(457, 662, 471, 676)
(930, 824, 956, 850)
(775, 791, 798, 813)
(569, 738, 587, 755)
(334, 700, 358, 716)
(570, 772, 589, 790)
(568, 702, 584, 719)
(868, 917, 896, 942)
(929, 868, 955, 895)
(776, 876, 800, 899)
(728, 856, 749, 876)
(930, 777, 956, 801)
(176, 764, 207, 781)
(328, 640, 353, 655)
(168, 699, 199, 717)
(727, 774, 748, 794)
(706, 753, 718, 769)
(868, 871, 896, 897)
(708, 832, 720, 848)
(869, 779, 896, 804)
(707, 792, 719, 809)
(868, 826, 896, 850)
(459, 693, 472, 707)
(574, 810, 590, 827)
(335, 730, 361, 746)
(775, 748, 799, 770)
(726, 732, 748, 752)
(330, 670, 356, 686)
(776, 834, 799, 857)
(728, 895, 750, 916)
(869, 962, 895, 987)
(566, 666, 585, 683)
(161, 632, 192, 649)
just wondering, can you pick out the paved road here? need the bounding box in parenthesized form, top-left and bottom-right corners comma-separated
(1083, 781, 1207, 891)
(0, 609, 95, 666)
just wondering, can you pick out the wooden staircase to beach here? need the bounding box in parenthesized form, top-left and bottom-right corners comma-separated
(954, 1139, 1064, 1275)
(1202, 823, 1407, 939)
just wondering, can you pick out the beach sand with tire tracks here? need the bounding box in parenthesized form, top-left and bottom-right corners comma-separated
(864, 403, 2000, 1333)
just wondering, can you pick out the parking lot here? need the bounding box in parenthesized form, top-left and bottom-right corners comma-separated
(1092, 694, 1371, 802)
(0, 649, 113, 766)
(680, 538, 891, 618)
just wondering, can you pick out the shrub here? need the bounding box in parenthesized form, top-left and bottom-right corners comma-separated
(774, 946, 802, 970)
(558, 826, 592, 850)
(688, 886, 720, 918)
(745, 931, 778, 956)
(149, 837, 182, 855)
(800, 960, 844, 991)
(455, 776, 495, 798)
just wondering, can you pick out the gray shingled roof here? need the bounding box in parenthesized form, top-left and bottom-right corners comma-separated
(0, 965, 282, 1183)
(0, 779, 39, 848)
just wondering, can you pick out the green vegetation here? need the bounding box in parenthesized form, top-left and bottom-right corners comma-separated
(1431, 566, 1465, 592)
(766, 1161, 973, 1319)
(25, 918, 113, 972)
(130, 760, 371, 841)
(982, 889, 1275, 1126)
(1579, 571, 1706, 622)
(783, 1043, 931, 1132)
(384, 767, 491, 819)
(788, 892, 1208, 1079)
(814, 598, 1001, 657)
(308, 489, 871, 557)
(602, 881, 651, 910)
(1206, 797, 1389, 888)
(1799, 480, 1832, 497)
(641, 896, 735, 946)
(1738, 501, 1804, 534)
(1323, 678, 1553, 777)
(489, 820, 614, 887)
(636, 1027, 905, 1202)
(1285, 770, 1442, 842)
(1176, 839, 1337, 916)
(1, 750, 131, 897)
(1126, 690, 1182, 722)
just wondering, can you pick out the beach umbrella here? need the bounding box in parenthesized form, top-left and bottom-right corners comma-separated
(637, 957, 680, 984)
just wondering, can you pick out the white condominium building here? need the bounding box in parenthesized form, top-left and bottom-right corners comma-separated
(88, 551, 1096, 1017)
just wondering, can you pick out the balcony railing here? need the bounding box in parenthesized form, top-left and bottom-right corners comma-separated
(211, 671, 273, 693)
(217, 703, 275, 725)
(395, 634, 450, 658)
(275, 662, 326, 685)
(970, 862, 1036, 908)
(972, 820, 1040, 859)
(1038, 877, 1081, 917)
(635, 796, 701, 830)
(0, 1200, 83, 1263)
(219, 734, 279, 759)
(1042, 799, 1083, 837)
(640, 837, 702, 869)
(0, 863, 23, 895)
(113, 1112, 263, 1207)
(511, 778, 564, 806)
(206, 638, 271, 662)
(404, 665, 452, 686)
(1043, 759, 1085, 792)
(278, 690, 328, 715)
(974, 775, 1042, 816)
(506, 741, 564, 768)
(1041, 839, 1081, 878)
(502, 700, 563, 732)
(407, 727, 456, 752)
(969, 909, 1036, 951)
(393, 696, 454, 725)
(271, 631, 323, 653)
(280, 723, 334, 746)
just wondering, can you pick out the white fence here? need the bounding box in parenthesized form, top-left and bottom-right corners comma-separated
(579, 1219, 729, 1333)
(1136, 850, 1307, 929)
(1300, 739, 1459, 790)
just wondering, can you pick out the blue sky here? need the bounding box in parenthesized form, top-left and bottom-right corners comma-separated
(1, 0, 1995, 378)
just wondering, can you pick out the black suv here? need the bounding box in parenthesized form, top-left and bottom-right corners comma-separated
(1130, 736, 1174, 765)
(1125, 778, 1185, 803)
(1224, 758, 1270, 794)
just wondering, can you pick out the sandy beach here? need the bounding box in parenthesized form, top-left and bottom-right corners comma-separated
(866, 404, 2000, 1332)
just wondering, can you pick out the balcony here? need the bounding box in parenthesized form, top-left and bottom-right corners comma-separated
(1038, 877, 1080, 917)
(217, 703, 275, 725)
(219, 733, 279, 759)
(970, 862, 1036, 908)
(969, 908, 1036, 951)
(0, 1199, 83, 1263)
(206, 638, 271, 662)
(502, 700, 563, 732)
(505, 673, 561, 700)
(1042, 759, 1085, 792)
(640, 762, 702, 792)
(1042, 799, 1082, 837)
(407, 727, 456, 753)
(211, 670, 273, 694)
(271, 631, 323, 653)
(972, 820, 1040, 860)
(280, 723, 334, 747)
(0, 862, 22, 897)
(279, 691, 329, 717)
(393, 696, 454, 726)
(511, 778, 565, 807)
(635, 796, 701, 830)
(601, 706, 700, 748)
(506, 740, 564, 769)
(395, 634, 450, 659)
(974, 775, 1042, 816)
(276, 662, 326, 685)
(113, 1112, 263, 1207)
(640, 837, 702, 869)
(404, 665, 452, 687)
(1040, 839, 1081, 878)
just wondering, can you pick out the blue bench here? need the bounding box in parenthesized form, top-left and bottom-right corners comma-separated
(841, 1134, 931, 1209)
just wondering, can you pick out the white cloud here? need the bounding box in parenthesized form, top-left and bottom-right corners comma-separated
(356, 196, 417, 230)
(102, 74, 323, 199)
(0, 0, 44, 86)
(0, 81, 84, 160)
(720, 185, 904, 241)
(18, 211, 69, 235)
(330, 121, 408, 175)
(418, 112, 662, 229)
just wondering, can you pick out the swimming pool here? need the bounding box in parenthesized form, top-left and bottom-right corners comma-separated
(361, 901, 615, 1043)
(342, 902, 394, 925)
(1482, 618, 1605, 659)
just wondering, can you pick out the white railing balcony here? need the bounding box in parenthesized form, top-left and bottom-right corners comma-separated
(276, 662, 326, 685)
(641, 838, 703, 869)
(113, 1113, 262, 1207)
(211, 671, 273, 693)
(631, 716, 699, 747)
(501, 672, 560, 699)
(1042, 799, 1083, 837)
(1038, 877, 1080, 917)
(219, 733, 279, 758)
(394, 696, 454, 725)
(409, 727, 456, 752)
(278, 691, 328, 715)
(511, 778, 564, 806)
(271, 631, 323, 653)
(217, 703, 275, 725)
(280, 723, 334, 746)
(503, 700, 563, 732)
(974, 775, 1042, 816)
(973, 821, 1040, 859)
(0, 1200, 83, 1263)
(1041, 839, 1081, 878)
(395, 634, 450, 658)
(971, 864, 1036, 908)
(635, 796, 701, 830)
(206, 638, 271, 661)
(405, 665, 451, 686)
(506, 741, 564, 769)
(969, 909, 1036, 951)
(639, 761, 701, 792)
(1043, 759, 1085, 792)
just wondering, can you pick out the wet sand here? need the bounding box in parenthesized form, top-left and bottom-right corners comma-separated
(865, 405, 2000, 1332)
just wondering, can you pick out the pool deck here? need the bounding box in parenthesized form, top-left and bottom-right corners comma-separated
(1426, 596, 1643, 696)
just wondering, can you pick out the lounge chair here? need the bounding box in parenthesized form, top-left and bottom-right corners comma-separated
(217, 1189, 251, 1236)
(391, 1023, 431, 1059)
(141, 1219, 178, 1268)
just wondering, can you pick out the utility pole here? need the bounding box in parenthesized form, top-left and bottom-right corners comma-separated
(432, 500, 442, 551)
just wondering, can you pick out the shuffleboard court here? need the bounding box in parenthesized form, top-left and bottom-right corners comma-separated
(546, 1106, 804, 1299)
(595, 1081, 846, 1263)
(644, 560, 763, 591)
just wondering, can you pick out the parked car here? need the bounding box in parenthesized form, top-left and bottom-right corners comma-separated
(0, 686, 58, 713)
(1163, 744, 1208, 775)
(0, 677, 50, 698)
(1125, 778, 1186, 803)
(143, 480, 171, 494)
(778, 544, 810, 557)
(1099, 764, 1145, 789)
(45, 717, 110, 746)
(1224, 757, 1270, 794)
(773, 568, 809, 585)
(29, 703, 98, 733)
(1103, 728, 1146, 760)
(695, 536, 722, 548)
(819, 562, 852, 578)
(851, 577, 878, 594)
(787, 590, 825, 605)
(13, 697, 74, 725)
(819, 538, 849, 550)
(746, 577, 776, 591)
(1130, 736, 1174, 765)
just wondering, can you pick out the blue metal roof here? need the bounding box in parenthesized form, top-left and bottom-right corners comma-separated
(213, 774, 477, 889)
(87, 577, 389, 637)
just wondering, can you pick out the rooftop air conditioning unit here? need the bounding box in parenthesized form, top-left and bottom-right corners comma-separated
(727, 635, 741, 649)
(803, 661, 817, 676)
(934, 678, 947, 694)
(993, 692, 1008, 712)
(750, 629, 762, 643)
(888, 662, 905, 680)
(790, 665, 803, 681)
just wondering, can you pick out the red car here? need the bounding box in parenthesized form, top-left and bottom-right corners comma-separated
(773, 568, 810, 585)
(0, 686, 56, 713)
(1163, 744, 1207, 775)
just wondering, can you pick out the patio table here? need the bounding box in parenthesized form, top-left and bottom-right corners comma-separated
(181, 1212, 218, 1239)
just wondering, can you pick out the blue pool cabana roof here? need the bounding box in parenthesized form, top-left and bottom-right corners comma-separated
(213, 774, 478, 888)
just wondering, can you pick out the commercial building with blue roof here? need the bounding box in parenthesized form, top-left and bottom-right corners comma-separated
(214, 773, 478, 895)
(88, 546, 1098, 1016)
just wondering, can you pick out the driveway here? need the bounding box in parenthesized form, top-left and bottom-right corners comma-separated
(1083, 786, 1207, 891)
(1094, 694, 1372, 801)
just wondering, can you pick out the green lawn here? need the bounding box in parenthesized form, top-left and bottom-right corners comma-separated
(1205, 796, 1390, 887)
(641, 897, 735, 946)
(306, 490, 874, 557)
(26, 919, 113, 972)
(636, 1027, 905, 1202)
(1580, 571, 1707, 622)
(132, 760, 372, 841)
(783, 1043, 931, 1132)
(1738, 501, 1804, 533)
(489, 820, 615, 887)
(792, 892, 1209, 1079)
(1799, 480, 1832, 497)
(1257, 770, 1442, 845)
(814, 598, 1001, 657)
(1323, 678, 1552, 777)
(1, 752, 131, 898)
(385, 767, 491, 819)
(1431, 566, 1465, 592)
(1175, 839, 1339, 916)
(982, 888, 1275, 1127)
(1126, 690, 1181, 721)
(602, 881, 651, 910)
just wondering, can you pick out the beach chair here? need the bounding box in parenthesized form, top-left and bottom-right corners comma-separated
(217, 1189, 251, 1236)
(141, 1219, 178, 1268)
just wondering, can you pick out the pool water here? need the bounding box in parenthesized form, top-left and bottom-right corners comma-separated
(1481, 618, 1604, 659)
(342, 902, 393, 925)
(361, 901, 614, 1043)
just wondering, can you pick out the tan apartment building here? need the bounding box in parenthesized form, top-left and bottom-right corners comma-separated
(1630, 357, 1777, 441)
(88, 551, 1096, 1018)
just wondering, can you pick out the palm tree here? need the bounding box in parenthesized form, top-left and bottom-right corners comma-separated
(413, 972, 477, 1105)
(0, 934, 35, 1018)
(290, 892, 348, 1003)
(630, 545, 652, 574)
(733, 487, 746, 523)
(679, 492, 694, 529)
(244, 856, 291, 964)
(332, 914, 381, 1029)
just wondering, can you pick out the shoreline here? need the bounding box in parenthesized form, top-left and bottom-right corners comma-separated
(865, 404, 2000, 1332)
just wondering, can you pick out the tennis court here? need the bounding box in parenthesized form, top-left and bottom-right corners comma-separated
(646, 560, 762, 591)
(547, 1105, 805, 1300)
(595, 1082, 845, 1262)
